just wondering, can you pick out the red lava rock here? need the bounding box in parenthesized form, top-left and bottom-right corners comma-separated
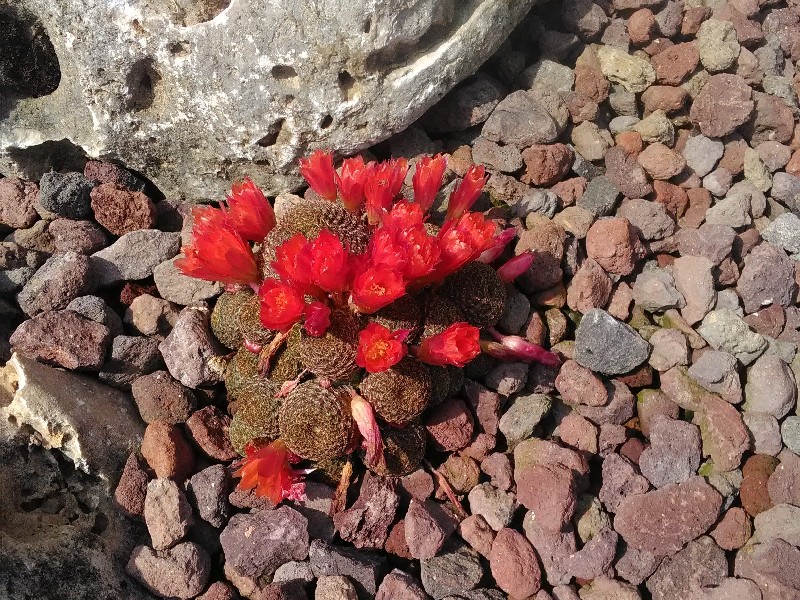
(743, 304, 786, 338)
(646, 535, 727, 600)
(768, 449, 800, 507)
(522, 518, 575, 586)
(131, 370, 197, 425)
(614, 476, 722, 555)
(746, 92, 796, 145)
(641, 85, 688, 114)
(565, 91, 600, 123)
(404, 498, 457, 559)
(141, 421, 195, 482)
(196, 582, 237, 600)
(460, 432, 496, 462)
(521, 144, 574, 186)
(786, 148, 800, 176)
(384, 520, 412, 559)
(375, 569, 428, 600)
(651, 42, 699, 85)
(690, 74, 754, 138)
(710, 507, 752, 551)
(558, 412, 599, 454)
(607, 281, 634, 321)
(563, 527, 618, 580)
(0, 177, 39, 229)
(399, 470, 434, 502)
(186, 406, 238, 461)
(598, 423, 628, 456)
(741, 454, 779, 517)
(637, 143, 686, 180)
(737, 242, 797, 314)
(458, 513, 495, 558)
(575, 379, 636, 427)
(616, 131, 643, 155)
(551, 177, 587, 206)
(334, 472, 399, 550)
(144, 478, 194, 550)
(516, 464, 577, 532)
(604, 146, 653, 200)
(628, 9, 656, 45)
(90, 182, 157, 235)
(10, 310, 111, 370)
(425, 398, 474, 452)
(127, 542, 211, 599)
(489, 528, 542, 598)
(585, 217, 646, 276)
(598, 452, 650, 513)
(637, 389, 680, 438)
(566, 258, 613, 313)
(481, 452, 514, 491)
(114, 452, 150, 518)
(734, 538, 800, 600)
(49, 218, 108, 254)
(463, 379, 501, 435)
(620, 437, 646, 464)
(555, 360, 608, 407)
(574, 65, 609, 103)
(84, 159, 145, 191)
(220, 507, 309, 578)
(638, 416, 701, 488)
(16, 251, 95, 316)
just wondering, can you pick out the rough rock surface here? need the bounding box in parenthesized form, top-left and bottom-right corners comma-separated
(0, 0, 540, 199)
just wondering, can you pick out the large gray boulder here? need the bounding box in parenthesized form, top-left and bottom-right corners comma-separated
(0, 0, 537, 199)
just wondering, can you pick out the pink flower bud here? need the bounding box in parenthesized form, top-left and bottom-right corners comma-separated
(349, 390, 385, 470)
(496, 251, 535, 282)
(484, 328, 561, 367)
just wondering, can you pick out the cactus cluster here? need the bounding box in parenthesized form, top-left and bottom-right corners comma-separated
(178, 150, 559, 505)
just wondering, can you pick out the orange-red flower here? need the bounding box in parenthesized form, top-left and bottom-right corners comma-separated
(433, 212, 497, 280)
(364, 158, 408, 225)
(351, 265, 406, 314)
(369, 227, 407, 273)
(309, 229, 350, 293)
(259, 279, 306, 332)
(304, 301, 331, 337)
(337, 156, 370, 213)
(412, 154, 447, 211)
(233, 440, 307, 505)
(446, 164, 487, 221)
(273, 233, 316, 295)
(225, 178, 276, 242)
(397, 224, 440, 281)
(175, 205, 260, 285)
(299, 149, 338, 201)
(356, 322, 409, 373)
(383, 200, 425, 232)
(416, 322, 480, 367)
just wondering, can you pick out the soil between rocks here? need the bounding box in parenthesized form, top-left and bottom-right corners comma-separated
(2, 1, 800, 599)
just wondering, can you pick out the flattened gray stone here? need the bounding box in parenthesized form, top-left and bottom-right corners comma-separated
(575, 309, 651, 375)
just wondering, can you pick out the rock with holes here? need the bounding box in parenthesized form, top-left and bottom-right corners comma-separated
(0, 0, 541, 200)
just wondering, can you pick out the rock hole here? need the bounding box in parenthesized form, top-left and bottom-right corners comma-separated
(20, 497, 44, 512)
(256, 118, 288, 148)
(0, 10, 61, 99)
(337, 70, 360, 102)
(320, 114, 333, 129)
(125, 58, 161, 111)
(168, 41, 191, 56)
(272, 65, 298, 80)
(362, 18, 372, 33)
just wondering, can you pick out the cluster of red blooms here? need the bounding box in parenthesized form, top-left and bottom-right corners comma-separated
(178, 150, 560, 504)
(177, 150, 538, 373)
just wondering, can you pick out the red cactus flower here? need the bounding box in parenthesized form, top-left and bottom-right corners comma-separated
(483, 328, 561, 367)
(446, 164, 487, 221)
(383, 199, 425, 232)
(497, 251, 535, 282)
(233, 440, 308, 505)
(412, 154, 447, 211)
(398, 224, 440, 280)
(477, 228, 516, 264)
(175, 206, 260, 285)
(364, 158, 408, 225)
(337, 156, 370, 213)
(416, 322, 481, 367)
(351, 265, 406, 314)
(304, 301, 331, 337)
(309, 229, 350, 293)
(431, 213, 496, 281)
(259, 279, 306, 332)
(299, 149, 338, 201)
(349, 390, 385, 471)
(225, 178, 276, 242)
(369, 227, 407, 272)
(273, 233, 316, 295)
(356, 322, 409, 373)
